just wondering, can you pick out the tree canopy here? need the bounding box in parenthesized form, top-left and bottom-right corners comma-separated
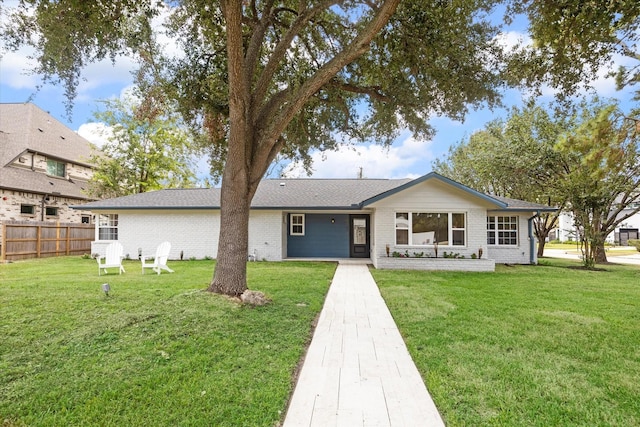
(555, 101, 640, 266)
(433, 103, 569, 256)
(434, 99, 640, 266)
(87, 93, 198, 199)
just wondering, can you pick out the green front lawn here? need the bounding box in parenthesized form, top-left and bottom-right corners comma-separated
(372, 259, 640, 426)
(0, 257, 335, 427)
(3, 256, 639, 426)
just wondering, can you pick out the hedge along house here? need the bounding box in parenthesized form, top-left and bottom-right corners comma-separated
(73, 173, 555, 271)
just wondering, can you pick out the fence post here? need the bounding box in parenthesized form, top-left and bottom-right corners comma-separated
(66, 225, 71, 255)
(36, 224, 41, 258)
(1, 222, 5, 262)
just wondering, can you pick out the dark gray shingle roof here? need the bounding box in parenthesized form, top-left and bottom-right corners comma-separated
(73, 174, 555, 212)
(75, 178, 413, 210)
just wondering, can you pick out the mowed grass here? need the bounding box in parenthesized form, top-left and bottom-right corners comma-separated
(371, 259, 640, 426)
(0, 257, 335, 427)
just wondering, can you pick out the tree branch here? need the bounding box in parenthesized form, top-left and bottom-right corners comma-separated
(252, 0, 339, 110)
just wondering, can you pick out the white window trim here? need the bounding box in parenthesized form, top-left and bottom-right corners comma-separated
(487, 215, 519, 246)
(97, 214, 119, 241)
(395, 211, 466, 247)
(290, 213, 305, 236)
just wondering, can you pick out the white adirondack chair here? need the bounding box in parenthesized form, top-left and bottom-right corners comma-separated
(141, 241, 174, 275)
(97, 242, 125, 276)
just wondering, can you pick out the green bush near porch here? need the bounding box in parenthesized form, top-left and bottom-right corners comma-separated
(372, 259, 640, 426)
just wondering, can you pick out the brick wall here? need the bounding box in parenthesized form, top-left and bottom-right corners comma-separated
(486, 214, 534, 264)
(375, 257, 495, 271)
(248, 210, 284, 261)
(0, 190, 93, 241)
(97, 209, 285, 261)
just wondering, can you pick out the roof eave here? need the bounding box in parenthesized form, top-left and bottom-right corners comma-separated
(487, 207, 558, 213)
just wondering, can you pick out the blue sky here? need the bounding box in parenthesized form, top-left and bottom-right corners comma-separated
(1, 4, 636, 181)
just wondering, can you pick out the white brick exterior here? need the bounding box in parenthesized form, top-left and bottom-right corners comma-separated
(375, 257, 495, 271)
(485, 213, 535, 264)
(86, 177, 541, 268)
(368, 179, 494, 268)
(92, 209, 286, 261)
(368, 179, 537, 268)
(248, 210, 285, 261)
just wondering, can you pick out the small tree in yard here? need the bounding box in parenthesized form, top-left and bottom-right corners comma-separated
(556, 103, 640, 267)
(3, 1, 640, 294)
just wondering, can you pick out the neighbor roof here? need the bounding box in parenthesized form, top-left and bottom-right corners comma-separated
(0, 103, 97, 199)
(73, 173, 555, 212)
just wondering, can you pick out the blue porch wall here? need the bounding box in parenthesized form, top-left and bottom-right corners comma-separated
(287, 214, 350, 257)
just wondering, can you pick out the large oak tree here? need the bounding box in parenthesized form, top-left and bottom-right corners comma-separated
(3, 1, 638, 294)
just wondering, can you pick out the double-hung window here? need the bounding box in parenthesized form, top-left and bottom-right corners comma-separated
(487, 216, 518, 245)
(395, 212, 466, 246)
(290, 214, 305, 236)
(98, 214, 119, 240)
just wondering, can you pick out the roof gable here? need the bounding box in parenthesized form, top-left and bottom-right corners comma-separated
(361, 172, 509, 208)
(0, 103, 96, 167)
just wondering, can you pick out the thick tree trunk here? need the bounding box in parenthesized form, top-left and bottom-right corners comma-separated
(208, 170, 251, 296)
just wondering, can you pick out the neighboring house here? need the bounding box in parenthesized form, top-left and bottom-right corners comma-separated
(74, 173, 555, 271)
(0, 103, 97, 242)
(551, 203, 640, 245)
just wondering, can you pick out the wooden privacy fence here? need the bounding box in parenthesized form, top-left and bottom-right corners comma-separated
(1, 221, 94, 261)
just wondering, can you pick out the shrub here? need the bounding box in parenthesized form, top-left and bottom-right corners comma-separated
(628, 239, 640, 252)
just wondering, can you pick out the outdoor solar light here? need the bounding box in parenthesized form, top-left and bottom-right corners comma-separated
(102, 283, 111, 297)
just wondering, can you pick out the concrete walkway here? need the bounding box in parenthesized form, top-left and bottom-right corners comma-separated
(283, 262, 445, 427)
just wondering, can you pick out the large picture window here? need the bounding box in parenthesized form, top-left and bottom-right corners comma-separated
(395, 212, 465, 246)
(98, 214, 119, 240)
(290, 214, 305, 236)
(47, 159, 66, 177)
(487, 216, 518, 245)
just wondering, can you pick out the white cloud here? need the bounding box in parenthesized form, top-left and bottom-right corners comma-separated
(77, 122, 112, 148)
(495, 30, 532, 51)
(0, 49, 42, 89)
(282, 135, 434, 179)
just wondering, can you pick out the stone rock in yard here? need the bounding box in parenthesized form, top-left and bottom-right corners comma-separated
(240, 290, 271, 306)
